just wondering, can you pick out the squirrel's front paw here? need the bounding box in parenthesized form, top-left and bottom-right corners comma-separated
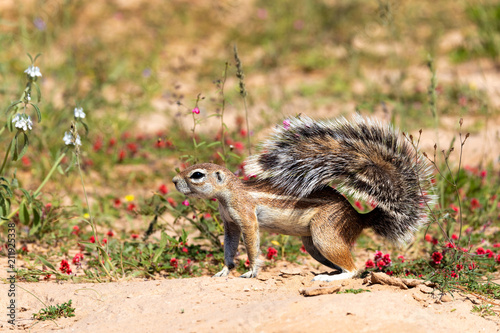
(213, 266, 230, 277)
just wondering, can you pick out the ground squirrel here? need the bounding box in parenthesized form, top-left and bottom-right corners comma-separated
(173, 115, 434, 281)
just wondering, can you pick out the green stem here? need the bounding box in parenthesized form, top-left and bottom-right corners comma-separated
(76, 154, 114, 280)
(34, 153, 66, 196)
(0, 138, 14, 176)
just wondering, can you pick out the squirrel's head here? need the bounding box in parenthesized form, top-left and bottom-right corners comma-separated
(172, 163, 236, 199)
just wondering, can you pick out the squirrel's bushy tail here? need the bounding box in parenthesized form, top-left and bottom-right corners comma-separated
(244, 115, 435, 244)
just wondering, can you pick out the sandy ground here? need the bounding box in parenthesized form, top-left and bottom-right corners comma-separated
(1, 263, 499, 332)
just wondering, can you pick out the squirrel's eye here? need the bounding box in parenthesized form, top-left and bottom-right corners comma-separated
(190, 171, 205, 180)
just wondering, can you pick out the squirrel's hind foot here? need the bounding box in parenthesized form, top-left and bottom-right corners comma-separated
(239, 269, 258, 278)
(312, 271, 356, 282)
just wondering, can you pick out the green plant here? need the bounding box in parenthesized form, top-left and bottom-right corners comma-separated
(33, 300, 75, 321)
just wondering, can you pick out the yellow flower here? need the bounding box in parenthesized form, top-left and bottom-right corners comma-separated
(469, 82, 477, 91)
(125, 195, 135, 202)
(271, 240, 281, 246)
(83, 213, 90, 219)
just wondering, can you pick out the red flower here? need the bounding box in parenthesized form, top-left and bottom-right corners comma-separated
(300, 245, 307, 253)
(456, 264, 464, 271)
(377, 260, 387, 269)
(72, 253, 84, 265)
(102, 238, 108, 244)
(93, 138, 103, 152)
(493, 243, 500, 248)
(233, 142, 244, 151)
(431, 237, 438, 245)
(107, 230, 115, 237)
(451, 234, 458, 240)
(21, 245, 28, 253)
(159, 184, 169, 195)
(127, 203, 136, 211)
(108, 138, 117, 147)
(72, 225, 80, 235)
(470, 198, 481, 210)
(266, 247, 278, 260)
(383, 253, 392, 265)
(445, 242, 456, 249)
(44, 274, 51, 280)
(240, 129, 247, 137)
(450, 271, 458, 278)
(245, 259, 250, 267)
(469, 262, 477, 270)
(431, 251, 443, 264)
(480, 170, 487, 178)
(374, 251, 383, 261)
(89, 235, 96, 243)
(21, 156, 31, 167)
(496, 255, 500, 264)
(397, 255, 405, 263)
(170, 258, 178, 269)
(167, 197, 177, 207)
(182, 247, 188, 253)
(476, 247, 486, 255)
(385, 271, 393, 276)
(365, 259, 375, 268)
(118, 149, 126, 162)
(59, 260, 72, 274)
(113, 198, 122, 208)
(131, 234, 139, 239)
(450, 204, 459, 213)
(126, 142, 138, 153)
(424, 234, 433, 243)
(485, 249, 494, 258)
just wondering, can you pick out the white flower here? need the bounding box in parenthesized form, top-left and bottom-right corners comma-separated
(63, 131, 81, 146)
(12, 113, 33, 132)
(26, 93, 31, 101)
(74, 107, 85, 119)
(24, 65, 42, 78)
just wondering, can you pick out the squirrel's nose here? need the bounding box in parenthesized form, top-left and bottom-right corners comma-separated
(172, 175, 179, 185)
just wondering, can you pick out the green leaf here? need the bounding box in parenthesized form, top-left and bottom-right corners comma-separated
(33, 82, 42, 102)
(32, 206, 41, 228)
(17, 133, 30, 160)
(153, 231, 169, 263)
(81, 122, 89, 135)
(20, 188, 32, 203)
(6, 100, 22, 114)
(27, 53, 34, 63)
(19, 202, 30, 225)
(206, 141, 221, 148)
(36, 255, 57, 272)
(30, 103, 42, 122)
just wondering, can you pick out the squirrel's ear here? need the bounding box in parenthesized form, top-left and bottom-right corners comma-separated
(215, 171, 226, 185)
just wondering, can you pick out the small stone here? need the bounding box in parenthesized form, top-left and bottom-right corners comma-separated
(280, 268, 303, 276)
(418, 285, 434, 294)
(299, 285, 341, 297)
(243, 287, 250, 292)
(441, 294, 453, 302)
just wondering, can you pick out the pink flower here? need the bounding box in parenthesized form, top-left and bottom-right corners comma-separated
(170, 258, 178, 269)
(182, 200, 190, 206)
(365, 259, 375, 268)
(266, 247, 278, 260)
(72, 225, 80, 236)
(480, 170, 487, 178)
(283, 119, 291, 130)
(431, 251, 443, 264)
(493, 243, 500, 248)
(192, 107, 200, 114)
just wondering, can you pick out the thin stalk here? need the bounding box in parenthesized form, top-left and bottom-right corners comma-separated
(76, 155, 114, 280)
(0, 138, 14, 176)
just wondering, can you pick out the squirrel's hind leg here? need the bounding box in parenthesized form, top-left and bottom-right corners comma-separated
(308, 213, 362, 282)
(301, 236, 342, 271)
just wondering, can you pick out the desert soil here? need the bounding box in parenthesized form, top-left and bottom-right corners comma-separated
(1, 261, 499, 333)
